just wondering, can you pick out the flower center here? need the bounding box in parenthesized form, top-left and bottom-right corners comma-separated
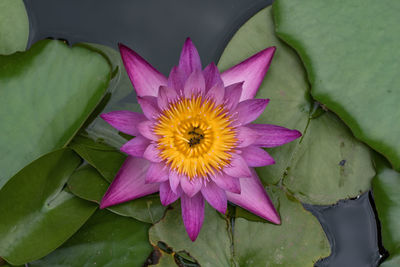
(154, 95, 237, 179)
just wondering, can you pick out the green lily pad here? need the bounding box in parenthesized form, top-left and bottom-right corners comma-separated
(234, 187, 330, 266)
(68, 163, 166, 224)
(149, 186, 330, 266)
(69, 135, 127, 182)
(0, 149, 97, 265)
(218, 7, 375, 204)
(273, 0, 400, 170)
(149, 203, 232, 267)
(0, 0, 29, 54)
(30, 209, 152, 267)
(372, 157, 400, 266)
(80, 43, 142, 148)
(0, 39, 111, 188)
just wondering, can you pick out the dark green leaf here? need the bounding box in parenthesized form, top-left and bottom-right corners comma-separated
(0, 149, 97, 265)
(30, 209, 152, 267)
(273, 0, 400, 170)
(0, 40, 111, 188)
(0, 0, 28, 54)
(68, 164, 166, 224)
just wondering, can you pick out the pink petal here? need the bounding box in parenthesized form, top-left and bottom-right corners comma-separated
(143, 143, 162, 163)
(169, 170, 181, 193)
(210, 172, 241, 194)
(157, 86, 177, 110)
(180, 176, 203, 198)
(223, 154, 251, 178)
(159, 181, 181, 206)
(247, 124, 302, 148)
(100, 157, 159, 209)
(184, 70, 206, 98)
(240, 146, 275, 167)
(137, 96, 160, 120)
(234, 99, 269, 125)
(236, 126, 259, 148)
(145, 162, 169, 183)
(119, 44, 167, 97)
(168, 66, 184, 93)
(120, 136, 151, 157)
(181, 193, 205, 241)
(201, 181, 227, 214)
(205, 84, 225, 106)
(137, 120, 158, 141)
(100, 111, 146, 136)
(203, 62, 224, 92)
(221, 47, 276, 101)
(226, 169, 280, 224)
(178, 38, 202, 80)
(223, 82, 243, 111)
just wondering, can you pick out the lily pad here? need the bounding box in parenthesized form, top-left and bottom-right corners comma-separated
(0, 0, 29, 54)
(234, 186, 330, 266)
(30, 209, 152, 267)
(0, 149, 97, 265)
(372, 157, 400, 266)
(69, 135, 127, 182)
(273, 0, 400, 170)
(68, 164, 166, 224)
(149, 203, 232, 267)
(218, 7, 375, 204)
(0, 39, 111, 188)
(149, 186, 330, 266)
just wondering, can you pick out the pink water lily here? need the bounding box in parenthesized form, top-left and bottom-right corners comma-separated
(100, 38, 301, 241)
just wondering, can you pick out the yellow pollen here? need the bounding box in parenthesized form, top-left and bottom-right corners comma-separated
(153, 95, 237, 179)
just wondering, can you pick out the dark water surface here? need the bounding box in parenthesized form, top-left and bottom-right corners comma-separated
(23, 0, 384, 266)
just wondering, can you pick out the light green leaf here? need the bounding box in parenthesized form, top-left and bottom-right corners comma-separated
(68, 164, 166, 224)
(0, 40, 111, 188)
(273, 0, 400, 170)
(0, 0, 29, 54)
(234, 187, 331, 266)
(30, 209, 152, 267)
(149, 203, 232, 267)
(218, 6, 375, 204)
(0, 149, 97, 265)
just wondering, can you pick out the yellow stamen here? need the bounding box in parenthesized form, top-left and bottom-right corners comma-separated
(154, 95, 237, 179)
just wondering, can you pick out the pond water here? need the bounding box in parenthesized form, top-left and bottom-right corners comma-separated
(23, 0, 386, 266)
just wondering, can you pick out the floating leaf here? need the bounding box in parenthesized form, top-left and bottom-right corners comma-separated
(69, 135, 126, 182)
(30, 209, 152, 267)
(0, 40, 111, 188)
(273, 0, 400, 170)
(218, 6, 374, 204)
(0, 149, 97, 265)
(68, 164, 166, 224)
(234, 187, 330, 266)
(149, 186, 330, 266)
(0, 0, 29, 54)
(149, 203, 232, 267)
(372, 157, 400, 266)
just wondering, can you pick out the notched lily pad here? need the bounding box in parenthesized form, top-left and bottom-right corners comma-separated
(274, 0, 400, 170)
(0, 39, 111, 188)
(218, 6, 375, 205)
(0, 149, 97, 265)
(234, 186, 331, 266)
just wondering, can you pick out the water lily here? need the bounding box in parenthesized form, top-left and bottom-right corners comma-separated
(100, 38, 301, 241)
